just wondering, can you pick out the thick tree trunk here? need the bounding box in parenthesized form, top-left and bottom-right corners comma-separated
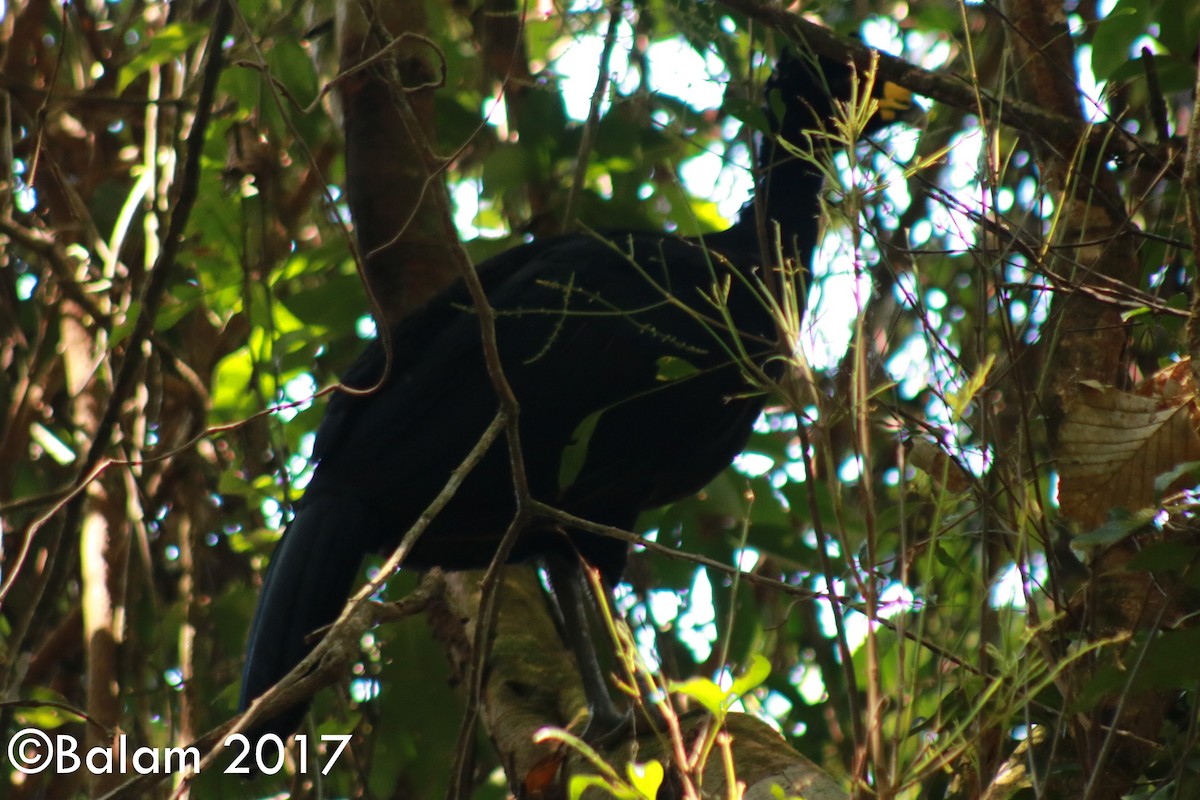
(338, 0, 464, 322)
(1001, 0, 1166, 797)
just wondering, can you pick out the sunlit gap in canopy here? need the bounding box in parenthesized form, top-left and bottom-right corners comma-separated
(1069, 0, 1115, 125)
(11, 158, 37, 213)
(454, 11, 739, 239)
(710, 663, 793, 736)
(782, 574, 918, 711)
(989, 553, 1049, 609)
(798, 13, 934, 372)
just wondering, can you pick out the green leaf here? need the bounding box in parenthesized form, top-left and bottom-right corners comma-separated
(729, 654, 771, 697)
(655, 355, 699, 382)
(263, 38, 319, 109)
(1076, 628, 1200, 710)
(110, 299, 141, 347)
(626, 761, 664, 799)
(1153, 459, 1200, 495)
(669, 676, 727, 716)
(559, 410, 603, 491)
(13, 689, 79, 730)
(1072, 507, 1159, 549)
(934, 544, 960, 571)
(1091, 0, 1149, 80)
(118, 23, 209, 93)
(669, 658, 769, 720)
(726, 95, 770, 134)
(1121, 306, 1152, 321)
(284, 271, 365, 330)
(569, 775, 615, 800)
(482, 145, 532, 194)
(1158, 0, 1200, 57)
(947, 353, 994, 421)
(1124, 539, 1200, 574)
(211, 347, 256, 420)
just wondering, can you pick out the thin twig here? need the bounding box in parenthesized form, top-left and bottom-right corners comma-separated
(562, 2, 623, 228)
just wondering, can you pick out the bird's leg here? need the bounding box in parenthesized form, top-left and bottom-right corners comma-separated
(544, 552, 633, 743)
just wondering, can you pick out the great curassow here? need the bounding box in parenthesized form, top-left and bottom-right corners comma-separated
(240, 47, 913, 743)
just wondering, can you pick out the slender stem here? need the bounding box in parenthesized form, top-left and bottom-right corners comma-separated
(562, 1, 622, 229)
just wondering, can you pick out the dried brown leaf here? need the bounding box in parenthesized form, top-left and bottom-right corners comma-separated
(905, 438, 973, 493)
(1058, 384, 1200, 529)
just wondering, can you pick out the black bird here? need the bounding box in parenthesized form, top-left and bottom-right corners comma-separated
(240, 48, 913, 740)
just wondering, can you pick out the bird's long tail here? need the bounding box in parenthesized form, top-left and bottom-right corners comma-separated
(239, 494, 366, 738)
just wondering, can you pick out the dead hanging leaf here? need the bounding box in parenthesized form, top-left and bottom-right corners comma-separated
(1137, 356, 1198, 406)
(905, 438, 973, 493)
(1058, 383, 1200, 529)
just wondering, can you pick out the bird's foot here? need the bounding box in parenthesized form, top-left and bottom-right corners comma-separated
(580, 703, 636, 748)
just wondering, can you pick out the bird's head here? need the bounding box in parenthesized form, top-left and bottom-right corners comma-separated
(766, 48, 916, 144)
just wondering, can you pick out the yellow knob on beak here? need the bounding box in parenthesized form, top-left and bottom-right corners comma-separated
(876, 81, 915, 121)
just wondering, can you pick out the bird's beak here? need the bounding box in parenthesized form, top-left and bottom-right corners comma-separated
(876, 81, 915, 122)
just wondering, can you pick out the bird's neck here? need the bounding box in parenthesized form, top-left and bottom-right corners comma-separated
(707, 136, 830, 269)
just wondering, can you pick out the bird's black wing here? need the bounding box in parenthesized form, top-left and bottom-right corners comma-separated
(240, 229, 777, 734)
